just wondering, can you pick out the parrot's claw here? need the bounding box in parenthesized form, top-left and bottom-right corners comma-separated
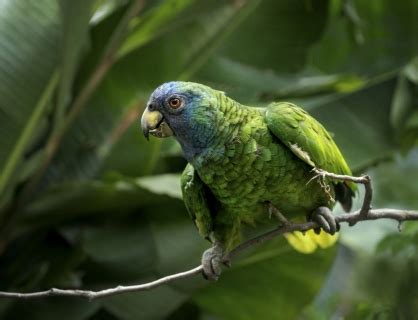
(309, 206, 339, 235)
(201, 243, 224, 281)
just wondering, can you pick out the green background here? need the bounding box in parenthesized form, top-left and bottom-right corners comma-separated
(0, 0, 417, 319)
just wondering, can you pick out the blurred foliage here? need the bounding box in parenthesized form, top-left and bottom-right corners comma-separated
(0, 0, 417, 319)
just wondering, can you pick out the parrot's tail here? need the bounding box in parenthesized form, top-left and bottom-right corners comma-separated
(284, 229, 338, 254)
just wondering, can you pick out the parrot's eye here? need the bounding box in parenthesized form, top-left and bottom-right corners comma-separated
(168, 97, 182, 109)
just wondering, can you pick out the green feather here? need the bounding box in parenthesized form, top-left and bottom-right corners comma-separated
(172, 87, 356, 251)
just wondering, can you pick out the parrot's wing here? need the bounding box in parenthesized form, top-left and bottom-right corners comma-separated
(265, 102, 356, 210)
(181, 163, 215, 240)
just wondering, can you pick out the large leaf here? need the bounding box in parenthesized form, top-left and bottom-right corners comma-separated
(309, 0, 418, 75)
(80, 218, 158, 283)
(0, 0, 61, 208)
(3, 298, 98, 320)
(55, 0, 95, 122)
(194, 237, 335, 319)
(104, 286, 188, 320)
(307, 75, 399, 171)
(216, 0, 328, 73)
(116, 0, 195, 59)
(196, 56, 364, 103)
(17, 174, 183, 230)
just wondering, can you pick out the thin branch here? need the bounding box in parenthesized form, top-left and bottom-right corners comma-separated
(226, 208, 418, 261)
(312, 168, 372, 221)
(1, 170, 417, 300)
(0, 266, 203, 300)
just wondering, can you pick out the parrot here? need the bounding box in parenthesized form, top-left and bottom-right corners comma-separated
(141, 81, 356, 280)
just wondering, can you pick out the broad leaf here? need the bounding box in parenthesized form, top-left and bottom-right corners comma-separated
(194, 237, 335, 320)
(0, 0, 61, 209)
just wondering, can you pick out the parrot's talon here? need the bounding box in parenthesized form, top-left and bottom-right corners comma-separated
(201, 244, 224, 281)
(309, 206, 337, 235)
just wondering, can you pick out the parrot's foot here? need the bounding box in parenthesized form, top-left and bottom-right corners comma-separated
(309, 206, 340, 235)
(201, 243, 224, 281)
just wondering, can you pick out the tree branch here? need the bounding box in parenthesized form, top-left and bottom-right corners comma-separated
(1, 170, 417, 300)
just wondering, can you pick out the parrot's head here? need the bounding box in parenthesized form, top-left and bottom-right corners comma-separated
(141, 81, 222, 157)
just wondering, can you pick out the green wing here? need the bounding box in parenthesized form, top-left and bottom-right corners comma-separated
(181, 163, 214, 240)
(265, 102, 356, 208)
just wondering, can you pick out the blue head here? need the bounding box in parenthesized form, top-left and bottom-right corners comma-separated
(141, 81, 222, 160)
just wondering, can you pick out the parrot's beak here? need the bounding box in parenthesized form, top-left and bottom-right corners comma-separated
(141, 108, 173, 140)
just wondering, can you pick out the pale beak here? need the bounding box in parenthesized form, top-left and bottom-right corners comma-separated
(141, 108, 173, 140)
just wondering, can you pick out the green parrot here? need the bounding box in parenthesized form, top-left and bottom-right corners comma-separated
(141, 81, 355, 280)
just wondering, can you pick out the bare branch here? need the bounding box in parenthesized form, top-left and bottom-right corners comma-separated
(312, 168, 372, 221)
(0, 266, 203, 300)
(0, 170, 417, 300)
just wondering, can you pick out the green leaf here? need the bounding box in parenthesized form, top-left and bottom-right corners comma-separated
(82, 222, 155, 262)
(216, 0, 328, 73)
(80, 218, 158, 283)
(3, 298, 99, 320)
(16, 174, 183, 232)
(104, 286, 188, 320)
(178, 0, 262, 80)
(370, 148, 418, 209)
(194, 237, 335, 320)
(196, 56, 364, 103)
(117, 0, 195, 59)
(0, 0, 61, 205)
(307, 74, 399, 171)
(55, 0, 95, 125)
(309, 0, 418, 75)
(136, 174, 182, 199)
(338, 148, 418, 254)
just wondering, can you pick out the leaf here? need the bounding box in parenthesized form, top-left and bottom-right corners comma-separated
(0, 230, 96, 319)
(90, 0, 129, 25)
(309, 0, 418, 75)
(136, 174, 182, 199)
(3, 298, 99, 320)
(17, 174, 184, 230)
(216, 0, 328, 74)
(116, 0, 195, 59)
(307, 75, 399, 171)
(194, 237, 335, 320)
(390, 59, 418, 148)
(0, 0, 96, 211)
(104, 286, 188, 320)
(370, 147, 418, 209)
(338, 149, 418, 254)
(178, 0, 262, 80)
(55, 0, 95, 124)
(196, 57, 364, 103)
(82, 222, 155, 262)
(0, 0, 61, 205)
(81, 218, 158, 283)
(391, 73, 416, 130)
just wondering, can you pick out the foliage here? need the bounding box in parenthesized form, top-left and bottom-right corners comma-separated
(0, 0, 417, 319)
